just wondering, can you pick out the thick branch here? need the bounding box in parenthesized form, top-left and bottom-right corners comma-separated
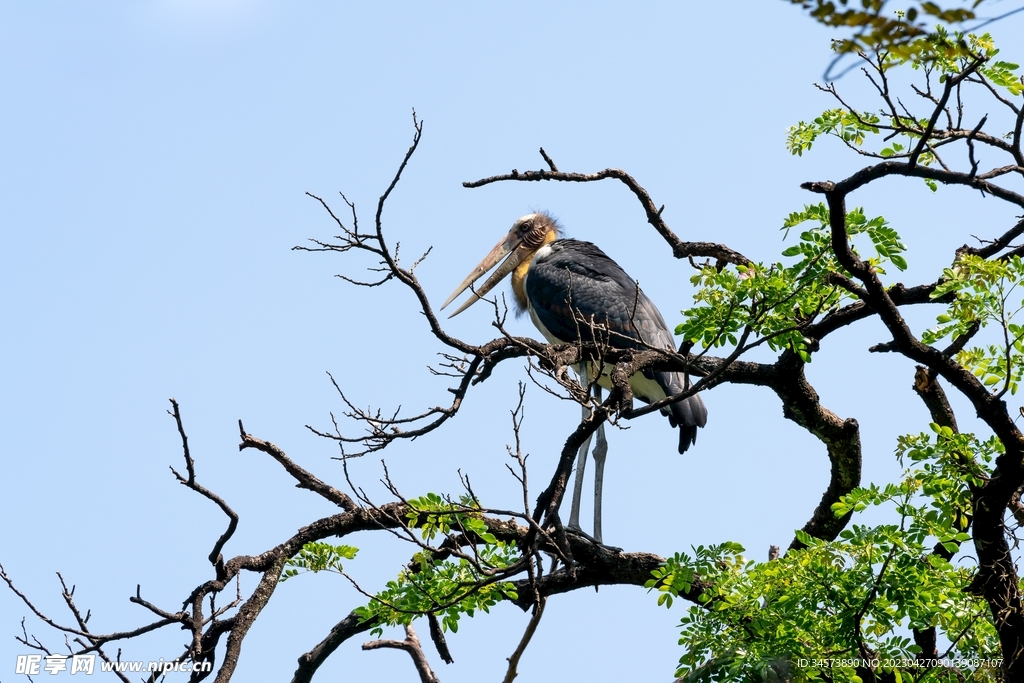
(292, 612, 377, 683)
(362, 625, 439, 683)
(683, 352, 861, 546)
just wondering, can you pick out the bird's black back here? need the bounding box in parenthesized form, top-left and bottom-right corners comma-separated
(526, 239, 675, 351)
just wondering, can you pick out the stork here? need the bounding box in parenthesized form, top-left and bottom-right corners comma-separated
(441, 212, 707, 542)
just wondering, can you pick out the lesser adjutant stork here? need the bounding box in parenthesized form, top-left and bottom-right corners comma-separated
(442, 212, 707, 542)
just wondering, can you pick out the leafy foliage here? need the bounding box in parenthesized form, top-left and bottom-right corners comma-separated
(924, 255, 1024, 396)
(353, 492, 520, 636)
(782, 203, 908, 273)
(281, 542, 359, 582)
(915, 30, 1023, 98)
(896, 424, 1000, 550)
(788, 1, 982, 59)
(404, 492, 498, 544)
(282, 495, 521, 637)
(354, 541, 520, 637)
(787, 109, 881, 157)
(654, 425, 1000, 682)
(677, 203, 905, 361)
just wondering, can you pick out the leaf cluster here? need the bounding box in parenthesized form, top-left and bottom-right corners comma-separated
(404, 492, 499, 544)
(786, 105, 941, 189)
(789, 1, 981, 59)
(349, 492, 520, 636)
(910, 30, 1022, 97)
(925, 255, 1024, 395)
(654, 424, 1002, 682)
(677, 203, 906, 362)
(787, 109, 881, 157)
(281, 541, 359, 582)
(354, 540, 520, 637)
(895, 425, 998, 548)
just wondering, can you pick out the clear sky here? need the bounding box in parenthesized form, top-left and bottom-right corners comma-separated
(2, 2, 1023, 681)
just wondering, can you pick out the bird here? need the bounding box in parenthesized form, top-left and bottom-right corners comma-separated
(441, 212, 707, 542)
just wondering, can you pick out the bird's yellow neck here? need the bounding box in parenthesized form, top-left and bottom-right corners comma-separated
(511, 231, 556, 311)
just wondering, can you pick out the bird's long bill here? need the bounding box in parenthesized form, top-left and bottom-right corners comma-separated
(441, 232, 532, 317)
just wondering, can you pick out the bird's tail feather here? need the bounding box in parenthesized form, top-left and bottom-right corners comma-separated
(650, 370, 708, 454)
(666, 393, 707, 454)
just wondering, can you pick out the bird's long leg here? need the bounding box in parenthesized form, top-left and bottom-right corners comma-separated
(591, 385, 608, 544)
(568, 369, 592, 532)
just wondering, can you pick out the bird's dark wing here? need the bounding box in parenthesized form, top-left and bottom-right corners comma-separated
(527, 240, 707, 453)
(526, 240, 671, 350)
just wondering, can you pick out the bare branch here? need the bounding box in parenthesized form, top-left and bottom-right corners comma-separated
(168, 398, 240, 572)
(1, 564, 185, 653)
(237, 420, 356, 511)
(464, 163, 752, 267)
(501, 597, 546, 683)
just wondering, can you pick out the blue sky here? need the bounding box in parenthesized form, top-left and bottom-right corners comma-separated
(2, 2, 1023, 681)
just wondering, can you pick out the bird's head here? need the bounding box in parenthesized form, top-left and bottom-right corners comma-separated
(441, 212, 560, 317)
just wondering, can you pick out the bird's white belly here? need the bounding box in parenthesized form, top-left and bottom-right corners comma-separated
(591, 363, 668, 404)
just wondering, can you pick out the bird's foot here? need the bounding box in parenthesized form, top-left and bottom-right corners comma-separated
(565, 525, 622, 553)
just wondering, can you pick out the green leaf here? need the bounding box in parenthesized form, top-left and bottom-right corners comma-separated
(281, 542, 359, 582)
(793, 529, 816, 546)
